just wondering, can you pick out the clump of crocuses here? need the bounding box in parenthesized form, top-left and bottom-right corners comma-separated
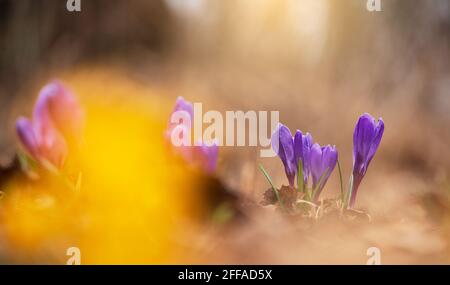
(166, 96, 218, 173)
(261, 124, 337, 213)
(16, 81, 84, 169)
(260, 113, 384, 216)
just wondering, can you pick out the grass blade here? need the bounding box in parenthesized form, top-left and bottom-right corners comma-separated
(259, 164, 285, 211)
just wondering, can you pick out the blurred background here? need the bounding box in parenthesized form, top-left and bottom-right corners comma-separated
(0, 0, 450, 264)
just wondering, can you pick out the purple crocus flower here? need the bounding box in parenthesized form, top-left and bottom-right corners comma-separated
(16, 81, 83, 168)
(271, 123, 313, 187)
(166, 97, 218, 173)
(309, 143, 338, 201)
(349, 113, 384, 207)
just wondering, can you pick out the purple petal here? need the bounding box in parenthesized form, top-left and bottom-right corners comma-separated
(365, 118, 384, 169)
(293, 130, 303, 167)
(357, 114, 376, 157)
(302, 132, 313, 180)
(311, 145, 337, 186)
(32, 84, 55, 141)
(322, 145, 338, 183)
(192, 141, 218, 174)
(309, 144, 337, 201)
(173, 96, 194, 124)
(16, 117, 39, 158)
(271, 123, 296, 186)
(309, 143, 323, 187)
(201, 143, 219, 173)
(353, 113, 375, 175)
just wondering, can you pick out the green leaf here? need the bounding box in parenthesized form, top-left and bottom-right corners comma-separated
(17, 152, 29, 171)
(337, 159, 345, 201)
(17, 151, 38, 175)
(259, 164, 285, 211)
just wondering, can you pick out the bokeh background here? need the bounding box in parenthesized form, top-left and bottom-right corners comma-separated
(0, 0, 450, 264)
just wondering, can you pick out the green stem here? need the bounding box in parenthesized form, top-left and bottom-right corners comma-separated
(344, 174, 354, 208)
(297, 158, 304, 194)
(337, 160, 345, 201)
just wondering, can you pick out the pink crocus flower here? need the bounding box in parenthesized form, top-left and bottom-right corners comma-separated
(166, 96, 218, 173)
(16, 81, 84, 168)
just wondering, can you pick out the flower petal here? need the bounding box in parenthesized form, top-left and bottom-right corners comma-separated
(309, 143, 323, 187)
(293, 130, 303, 167)
(46, 81, 84, 141)
(37, 126, 68, 168)
(353, 113, 376, 175)
(16, 117, 39, 159)
(322, 145, 338, 183)
(173, 96, 194, 123)
(366, 117, 384, 168)
(313, 145, 338, 200)
(271, 123, 296, 186)
(32, 84, 55, 142)
(198, 143, 219, 173)
(302, 132, 313, 180)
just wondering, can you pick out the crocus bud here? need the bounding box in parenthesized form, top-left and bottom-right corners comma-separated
(349, 113, 384, 207)
(309, 143, 338, 201)
(16, 81, 82, 168)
